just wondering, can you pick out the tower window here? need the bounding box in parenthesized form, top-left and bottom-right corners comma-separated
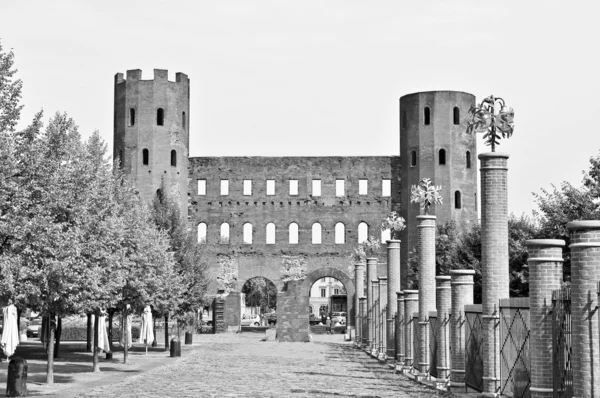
(182, 111, 186, 129)
(170, 150, 177, 167)
(220, 223, 230, 244)
(455, 191, 462, 209)
(424, 107, 431, 125)
(142, 148, 149, 166)
(358, 222, 368, 243)
(439, 149, 446, 165)
(157, 108, 164, 126)
(359, 179, 368, 195)
(312, 223, 322, 244)
(266, 223, 276, 244)
(243, 223, 253, 244)
(466, 151, 472, 168)
(198, 222, 207, 243)
(411, 150, 417, 167)
(129, 108, 135, 126)
(312, 180, 321, 197)
(289, 222, 299, 244)
(382, 179, 391, 197)
(453, 107, 460, 125)
(289, 180, 299, 195)
(335, 222, 345, 244)
(119, 150, 123, 168)
(401, 111, 407, 128)
(243, 180, 252, 195)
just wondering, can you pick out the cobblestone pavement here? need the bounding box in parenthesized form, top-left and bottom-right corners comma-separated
(76, 332, 454, 398)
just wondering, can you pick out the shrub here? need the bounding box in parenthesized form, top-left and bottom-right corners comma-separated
(60, 325, 140, 341)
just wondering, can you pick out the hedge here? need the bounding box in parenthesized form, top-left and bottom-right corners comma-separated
(59, 325, 141, 341)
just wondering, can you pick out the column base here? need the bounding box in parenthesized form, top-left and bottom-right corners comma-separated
(370, 347, 378, 357)
(377, 352, 387, 362)
(415, 372, 431, 382)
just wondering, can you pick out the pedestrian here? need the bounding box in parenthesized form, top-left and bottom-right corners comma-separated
(326, 316, 331, 334)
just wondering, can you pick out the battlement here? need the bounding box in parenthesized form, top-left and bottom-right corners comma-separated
(114, 69, 189, 84)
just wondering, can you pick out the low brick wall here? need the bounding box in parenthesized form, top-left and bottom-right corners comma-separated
(310, 325, 347, 334)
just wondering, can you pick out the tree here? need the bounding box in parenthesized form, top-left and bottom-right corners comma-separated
(242, 277, 277, 312)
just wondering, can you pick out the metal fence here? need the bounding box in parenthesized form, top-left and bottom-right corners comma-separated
(429, 312, 438, 378)
(413, 312, 420, 373)
(465, 304, 484, 392)
(373, 299, 379, 350)
(499, 298, 530, 398)
(552, 287, 572, 398)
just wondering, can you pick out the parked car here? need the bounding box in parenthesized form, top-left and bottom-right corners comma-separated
(331, 312, 346, 325)
(241, 314, 261, 327)
(27, 318, 42, 337)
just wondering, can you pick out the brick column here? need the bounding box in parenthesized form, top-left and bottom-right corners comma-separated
(417, 215, 436, 377)
(354, 263, 365, 343)
(366, 258, 377, 350)
(479, 152, 509, 394)
(436, 276, 451, 381)
(378, 276, 388, 360)
(449, 270, 475, 387)
(403, 290, 419, 371)
(396, 291, 405, 367)
(526, 239, 564, 398)
(568, 221, 600, 398)
(386, 240, 401, 359)
(359, 297, 367, 346)
(371, 279, 380, 355)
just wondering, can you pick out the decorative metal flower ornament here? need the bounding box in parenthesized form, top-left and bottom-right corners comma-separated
(410, 178, 443, 215)
(381, 211, 406, 239)
(466, 95, 514, 152)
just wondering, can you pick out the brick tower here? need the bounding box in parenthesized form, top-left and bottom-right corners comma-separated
(113, 69, 190, 211)
(399, 91, 478, 289)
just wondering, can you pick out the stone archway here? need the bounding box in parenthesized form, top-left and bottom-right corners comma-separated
(301, 267, 355, 328)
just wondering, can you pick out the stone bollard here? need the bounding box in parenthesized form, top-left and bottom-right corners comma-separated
(386, 240, 401, 360)
(371, 279, 380, 356)
(366, 257, 377, 351)
(568, 221, 600, 398)
(403, 290, 418, 372)
(396, 291, 405, 369)
(449, 269, 475, 388)
(169, 336, 181, 357)
(526, 239, 564, 398)
(378, 276, 388, 360)
(435, 276, 451, 383)
(417, 215, 436, 379)
(354, 263, 365, 346)
(479, 152, 510, 395)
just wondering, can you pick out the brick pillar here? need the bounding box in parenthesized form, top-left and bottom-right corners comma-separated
(436, 276, 451, 381)
(396, 291, 405, 366)
(449, 270, 475, 387)
(526, 239, 564, 398)
(359, 297, 367, 346)
(479, 152, 509, 394)
(403, 290, 419, 370)
(417, 215, 436, 376)
(568, 221, 600, 398)
(387, 240, 401, 359)
(378, 276, 388, 360)
(366, 257, 377, 349)
(354, 263, 365, 343)
(371, 279, 380, 355)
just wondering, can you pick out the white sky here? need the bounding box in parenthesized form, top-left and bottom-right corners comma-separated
(2, 0, 599, 217)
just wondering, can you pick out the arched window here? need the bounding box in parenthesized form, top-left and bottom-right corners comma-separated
(424, 107, 431, 125)
(171, 150, 177, 167)
(381, 227, 391, 243)
(243, 223, 253, 244)
(142, 148, 149, 166)
(220, 223, 230, 244)
(466, 151, 471, 168)
(411, 150, 417, 167)
(439, 149, 446, 165)
(157, 108, 164, 126)
(455, 191, 462, 209)
(453, 107, 460, 125)
(358, 222, 368, 243)
(197, 223, 207, 243)
(182, 111, 186, 129)
(266, 223, 276, 244)
(312, 223, 322, 244)
(289, 223, 299, 244)
(335, 222, 345, 244)
(129, 108, 135, 126)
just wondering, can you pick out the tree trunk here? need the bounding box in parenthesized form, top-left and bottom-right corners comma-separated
(152, 315, 157, 347)
(17, 309, 21, 336)
(54, 317, 62, 359)
(86, 313, 92, 351)
(108, 309, 114, 351)
(123, 310, 128, 364)
(46, 316, 55, 385)
(164, 314, 169, 351)
(93, 311, 100, 372)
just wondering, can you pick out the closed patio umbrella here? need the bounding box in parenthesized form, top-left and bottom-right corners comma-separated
(1, 304, 19, 359)
(96, 312, 110, 353)
(140, 306, 154, 354)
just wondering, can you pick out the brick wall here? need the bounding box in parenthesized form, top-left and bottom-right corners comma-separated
(417, 215, 436, 374)
(449, 269, 474, 385)
(435, 276, 451, 380)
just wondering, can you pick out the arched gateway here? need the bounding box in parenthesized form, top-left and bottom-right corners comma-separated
(276, 267, 355, 342)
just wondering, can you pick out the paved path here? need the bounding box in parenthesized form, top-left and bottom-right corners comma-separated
(75, 333, 454, 398)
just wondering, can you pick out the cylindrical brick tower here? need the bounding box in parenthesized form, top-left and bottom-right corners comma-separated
(479, 152, 509, 394)
(526, 239, 564, 398)
(417, 215, 436, 376)
(371, 279, 380, 354)
(366, 258, 377, 350)
(435, 275, 451, 381)
(386, 240, 401, 359)
(114, 69, 190, 211)
(399, 91, 478, 290)
(403, 290, 419, 370)
(354, 263, 365, 341)
(396, 291, 405, 365)
(568, 221, 600, 398)
(449, 269, 475, 387)
(378, 276, 388, 359)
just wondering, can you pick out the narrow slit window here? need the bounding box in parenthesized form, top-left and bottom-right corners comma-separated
(243, 223, 253, 244)
(266, 223, 276, 244)
(411, 150, 417, 167)
(142, 148, 149, 166)
(453, 107, 460, 125)
(466, 151, 471, 168)
(197, 223, 207, 243)
(220, 223, 230, 244)
(312, 223, 322, 244)
(424, 107, 431, 125)
(182, 111, 186, 129)
(335, 222, 345, 244)
(289, 222, 299, 244)
(157, 108, 164, 126)
(129, 108, 135, 126)
(439, 149, 446, 165)
(455, 191, 462, 209)
(171, 150, 177, 167)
